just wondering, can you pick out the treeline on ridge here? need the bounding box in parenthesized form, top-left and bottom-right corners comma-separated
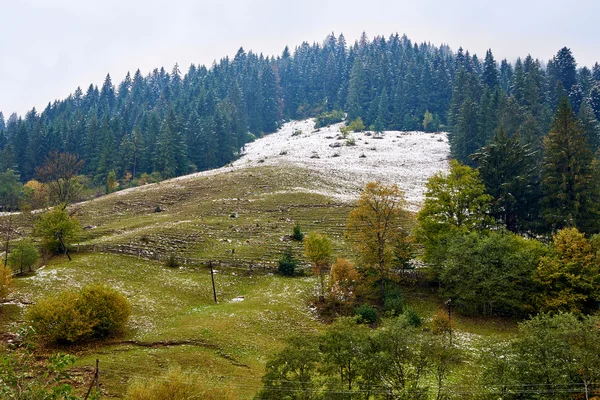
(0, 32, 599, 211)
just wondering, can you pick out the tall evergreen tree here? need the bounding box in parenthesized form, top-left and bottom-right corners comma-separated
(482, 49, 499, 89)
(541, 98, 600, 233)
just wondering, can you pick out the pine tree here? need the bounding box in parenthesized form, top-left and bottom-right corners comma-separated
(541, 98, 600, 233)
(482, 49, 499, 89)
(578, 101, 600, 153)
(552, 47, 578, 94)
(472, 128, 540, 232)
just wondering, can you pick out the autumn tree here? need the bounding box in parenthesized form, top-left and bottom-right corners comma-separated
(0, 263, 12, 300)
(534, 228, 600, 314)
(304, 232, 332, 299)
(36, 151, 84, 207)
(23, 179, 48, 210)
(328, 258, 359, 304)
(346, 181, 412, 301)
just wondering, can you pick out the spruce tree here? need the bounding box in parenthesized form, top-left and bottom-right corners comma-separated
(472, 128, 540, 232)
(482, 49, 499, 89)
(541, 98, 600, 233)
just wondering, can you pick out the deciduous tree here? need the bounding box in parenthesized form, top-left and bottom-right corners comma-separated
(36, 151, 84, 207)
(346, 181, 412, 301)
(304, 232, 332, 299)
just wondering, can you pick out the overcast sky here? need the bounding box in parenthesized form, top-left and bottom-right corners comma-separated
(1, 0, 599, 117)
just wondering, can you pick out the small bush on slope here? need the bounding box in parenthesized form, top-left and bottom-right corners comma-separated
(27, 284, 130, 344)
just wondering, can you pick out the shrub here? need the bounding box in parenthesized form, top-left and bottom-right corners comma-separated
(165, 253, 180, 268)
(278, 248, 298, 277)
(314, 110, 345, 128)
(292, 223, 304, 241)
(403, 307, 423, 327)
(0, 264, 13, 300)
(354, 304, 378, 324)
(431, 310, 453, 335)
(383, 285, 405, 316)
(125, 367, 235, 400)
(27, 284, 131, 344)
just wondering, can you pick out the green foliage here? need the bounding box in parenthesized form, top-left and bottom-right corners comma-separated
(34, 207, 82, 254)
(106, 169, 117, 193)
(291, 223, 304, 241)
(314, 110, 344, 128)
(382, 284, 405, 316)
(416, 160, 492, 267)
(0, 325, 85, 399)
(541, 98, 600, 234)
(479, 313, 600, 400)
(255, 335, 321, 400)
(472, 128, 541, 233)
(402, 307, 422, 327)
(440, 230, 546, 316)
(27, 284, 131, 344)
(7, 239, 39, 275)
(340, 117, 366, 135)
(354, 304, 378, 324)
(258, 315, 461, 399)
(278, 247, 298, 277)
(0, 169, 23, 211)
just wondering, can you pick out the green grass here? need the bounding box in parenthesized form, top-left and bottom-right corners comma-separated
(0, 164, 521, 399)
(9, 252, 323, 398)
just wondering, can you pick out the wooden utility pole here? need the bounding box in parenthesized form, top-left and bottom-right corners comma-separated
(209, 261, 217, 303)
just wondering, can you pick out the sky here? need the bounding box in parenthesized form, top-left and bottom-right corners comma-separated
(1, 0, 599, 117)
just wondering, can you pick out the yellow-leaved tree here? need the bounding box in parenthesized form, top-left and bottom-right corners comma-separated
(304, 232, 332, 300)
(346, 181, 413, 302)
(534, 228, 600, 313)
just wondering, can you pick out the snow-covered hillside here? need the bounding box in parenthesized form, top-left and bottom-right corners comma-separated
(232, 119, 450, 208)
(113, 118, 450, 211)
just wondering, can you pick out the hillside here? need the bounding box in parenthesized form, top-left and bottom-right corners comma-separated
(1, 119, 454, 398)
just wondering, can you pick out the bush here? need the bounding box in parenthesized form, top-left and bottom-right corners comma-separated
(431, 310, 452, 335)
(346, 117, 366, 133)
(164, 253, 180, 268)
(403, 307, 423, 327)
(27, 284, 131, 343)
(292, 223, 304, 241)
(354, 304, 378, 324)
(125, 367, 235, 400)
(314, 110, 345, 128)
(278, 248, 298, 277)
(0, 264, 13, 300)
(383, 285, 405, 316)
